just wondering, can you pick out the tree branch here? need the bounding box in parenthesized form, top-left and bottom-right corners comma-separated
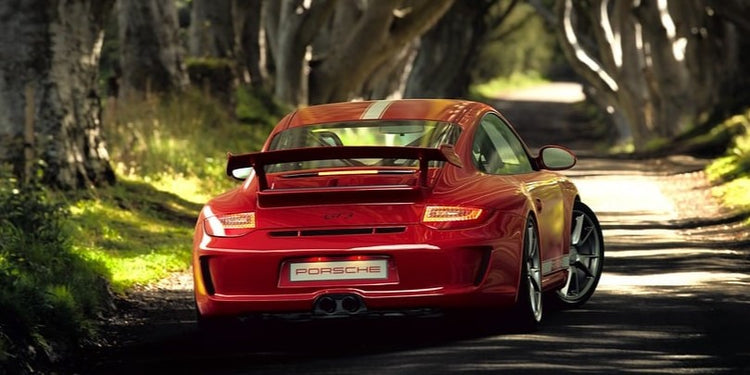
(299, 0, 338, 46)
(390, 0, 454, 46)
(556, 0, 619, 93)
(487, 0, 520, 31)
(528, 0, 557, 26)
(486, 16, 534, 43)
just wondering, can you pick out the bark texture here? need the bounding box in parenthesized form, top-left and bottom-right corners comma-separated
(308, 0, 454, 104)
(552, 0, 739, 149)
(264, 0, 337, 106)
(0, 0, 115, 188)
(189, 0, 234, 58)
(117, 0, 188, 99)
(405, 0, 519, 99)
(233, 0, 265, 87)
(263, 0, 454, 106)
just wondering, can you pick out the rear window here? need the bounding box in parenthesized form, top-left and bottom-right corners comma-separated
(269, 120, 460, 149)
(266, 121, 461, 172)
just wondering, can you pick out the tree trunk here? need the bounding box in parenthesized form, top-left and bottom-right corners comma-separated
(117, 0, 188, 100)
(264, 0, 337, 107)
(309, 0, 454, 104)
(0, 0, 115, 189)
(189, 0, 234, 58)
(404, 0, 495, 99)
(361, 40, 419, 100)
(551, 0, 744, 150)
(233, 0, 265, 87)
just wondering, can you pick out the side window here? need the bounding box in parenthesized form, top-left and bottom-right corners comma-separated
(472, 113, 533, 175)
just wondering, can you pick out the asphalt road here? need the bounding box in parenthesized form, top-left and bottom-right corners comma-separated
(83, 85, 750, 374)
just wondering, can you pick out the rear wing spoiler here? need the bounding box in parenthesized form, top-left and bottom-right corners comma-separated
(226, 145, 462, 190)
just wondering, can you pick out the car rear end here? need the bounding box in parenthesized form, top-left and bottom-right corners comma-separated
(193, 120, 525, 320)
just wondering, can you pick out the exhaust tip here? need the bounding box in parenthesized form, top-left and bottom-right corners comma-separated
(341, 296, 360, 313)
(317, 296, 337, 314)
(314, 294, 366, 316)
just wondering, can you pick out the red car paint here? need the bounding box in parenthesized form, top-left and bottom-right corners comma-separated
(193, 99, 584, 321)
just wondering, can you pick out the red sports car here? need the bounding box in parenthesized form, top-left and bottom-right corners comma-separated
(193, 99, 604, 331)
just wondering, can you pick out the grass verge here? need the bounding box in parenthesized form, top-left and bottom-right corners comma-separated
(0, 176, 112, 374)
(87, 88, 280, 289)
(705, 109, 750, 223)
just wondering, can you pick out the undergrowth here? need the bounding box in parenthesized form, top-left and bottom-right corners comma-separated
(0, 173, 111, 374)
(64, 180, 202, 293)
(80, 88, 281, 289)
(705, 109, 750, 219)
(104, 89, 276, 200)
(0, 87, 283, 373)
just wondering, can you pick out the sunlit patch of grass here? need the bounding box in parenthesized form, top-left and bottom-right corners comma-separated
(86, 88, 280, 291)
(706, 110, 750, 182)
(710, 176, 750, 218)
(470, 71, 548, 99)
(64, 180, 201, 293)
(705, 110, 750, 222)
(609, 141, 635, 154)
(103, 88, 274, 198)
(78, 248, 188, 293)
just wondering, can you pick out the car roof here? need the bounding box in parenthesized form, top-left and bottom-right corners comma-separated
(280, 99, 493, 130)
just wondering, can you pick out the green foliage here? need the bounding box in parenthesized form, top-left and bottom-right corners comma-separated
(706, 110, 750, 214)
(185, 57, 236, 105)
(473, 2, 560, 84)
(103, 88, 275, 199)
(65, 179, 201, 292)
(236, 85, 290, 126)
(470, 71, 548, 99)
(644, 137, 670, 152)
(84, 86, 282, 289)
(706, 110, 750, 183)
(0, 173, 111, 374)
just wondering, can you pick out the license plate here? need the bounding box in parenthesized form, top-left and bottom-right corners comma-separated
(289, 259, 388, 282)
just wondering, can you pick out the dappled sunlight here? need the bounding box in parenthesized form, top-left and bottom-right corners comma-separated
(606, 248, 740, 258)
(66, 182, 197, 292)
(78, 249, 188, 292)
(574, 177, 677, 219)
(490, 82, 585, 103)
(604, 228, 682, 242)
(599, 271, 750, 295)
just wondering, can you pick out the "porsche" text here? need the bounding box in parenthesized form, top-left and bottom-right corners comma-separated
(295, 266, 382, 275)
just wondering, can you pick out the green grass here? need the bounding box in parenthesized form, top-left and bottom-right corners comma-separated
(0, 177, 112, 373)
(470, 71, 548, 99)
(705, 109, 750, 221)
(81, 88, 282, 290)
(64, 179, 202, 292)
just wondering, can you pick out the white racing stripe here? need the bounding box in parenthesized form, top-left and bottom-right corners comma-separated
(361, 100, 394, 120)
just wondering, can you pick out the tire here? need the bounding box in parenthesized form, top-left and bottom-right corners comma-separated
(552, 200, 604, 308)
(509, 216, 543, 332)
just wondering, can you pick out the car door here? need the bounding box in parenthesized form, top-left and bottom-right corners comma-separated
(472, 113, 567, 275)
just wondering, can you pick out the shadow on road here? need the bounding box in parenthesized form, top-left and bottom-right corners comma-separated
(85, 285, 749, 374)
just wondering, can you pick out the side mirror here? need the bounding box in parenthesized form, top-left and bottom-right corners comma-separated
(538, 146, 576, 170)
(230, 166, 254, 180)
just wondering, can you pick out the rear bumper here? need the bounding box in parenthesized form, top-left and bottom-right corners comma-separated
(196, 284, 518, 318)
(193, 216, 526, 318)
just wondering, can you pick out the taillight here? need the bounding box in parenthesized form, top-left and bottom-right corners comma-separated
(204, 212, 256, 237)
(422, 206, 485, 229)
